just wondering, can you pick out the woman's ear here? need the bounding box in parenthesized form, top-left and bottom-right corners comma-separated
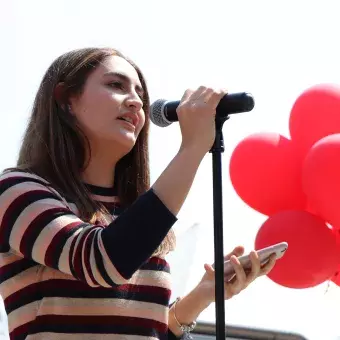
(67, 104, 74, 115)
(54, 82, 75, 115)
(54, 82, 66, 106)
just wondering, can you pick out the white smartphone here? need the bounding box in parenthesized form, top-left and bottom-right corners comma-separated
(223, 242, 288, 281)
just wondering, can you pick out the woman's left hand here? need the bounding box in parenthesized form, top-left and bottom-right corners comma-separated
(196, 246, 277, 304)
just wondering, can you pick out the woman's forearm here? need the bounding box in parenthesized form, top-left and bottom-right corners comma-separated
(168, 285, 211, 337)
(152, 147, 205, 216)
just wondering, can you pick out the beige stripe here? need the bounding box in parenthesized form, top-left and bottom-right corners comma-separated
(129, 270, 172, 290)
(59, 229, 82, 277)
(69, 225, 105, 287)
(44, 267, 77, 281)
(37, 297, 168, 324)
(65, 202, 79, 215)
(0, 264, 77, 300)
(58, 225, 124, 288)
(27, 333, 158, 340)
(0, 171, 49, 184)
(10, 196, 66, 255)
(8, 301, 40, 333)
(0, 264, 40, 299)
(90, 194, 119, 203)
(0, 251, 21, 267)
(71, 224, 92, 263)
(32, 213, 83, 271)
(0, 180, 48, 224)
(81, 228, 99, 287)
(88, 229, 111, 288)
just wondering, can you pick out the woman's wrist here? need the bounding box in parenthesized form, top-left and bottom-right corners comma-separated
(178, 144, 207, 162)
(168, 285, 212, 337)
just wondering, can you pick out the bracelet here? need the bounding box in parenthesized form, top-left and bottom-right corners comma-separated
(172, 297, 197, 339)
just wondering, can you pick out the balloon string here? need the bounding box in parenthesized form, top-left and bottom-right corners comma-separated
(325, 280, 331, 294)
(324, 271, 339, 294)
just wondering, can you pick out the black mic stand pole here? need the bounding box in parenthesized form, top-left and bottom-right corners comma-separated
(209, 115, 230, 340)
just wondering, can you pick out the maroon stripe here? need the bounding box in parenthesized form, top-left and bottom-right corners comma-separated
(69, 232, 78, 278)
(0, 175, 22, 186)
(0, 258, 37, 284)
(5, 279, 170, 309)
(0, 191, 39, 244)
(149, 257, 168, 266)
(36, 278, 170, 295)
(10, 320, 32, 339)
(0, 257, 27, 277)
(4, 281, 39, 307)
(0, 174, 47, 186)
(83, 229, 100, 286)
(36, 314, 168, 332)
(72, 227, 94, 282)
(19, 207, 70, 255)
(10, 316, 167, 337)
(44, 221, 82, 268)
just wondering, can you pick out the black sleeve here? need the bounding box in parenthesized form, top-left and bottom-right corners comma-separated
(102, 188, 177, 279)
(168, 329, 181, 339)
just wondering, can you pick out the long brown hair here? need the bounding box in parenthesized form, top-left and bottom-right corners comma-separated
(15, 47, 175, 256)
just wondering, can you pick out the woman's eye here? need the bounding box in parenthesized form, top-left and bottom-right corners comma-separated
(109, 82, 124, 89)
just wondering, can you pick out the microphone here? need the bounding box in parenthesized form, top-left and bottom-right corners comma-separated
(150, 92, 255, 127)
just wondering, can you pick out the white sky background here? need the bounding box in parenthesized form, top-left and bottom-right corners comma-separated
(1, 0, 340, 339)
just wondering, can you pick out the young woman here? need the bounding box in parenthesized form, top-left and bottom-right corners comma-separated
(0, 47, 276, 340)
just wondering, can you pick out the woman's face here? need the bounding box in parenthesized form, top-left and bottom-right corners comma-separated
(70, 55, 146, 153)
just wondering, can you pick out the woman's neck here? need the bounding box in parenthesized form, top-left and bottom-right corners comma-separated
(81, 149, 120, 188)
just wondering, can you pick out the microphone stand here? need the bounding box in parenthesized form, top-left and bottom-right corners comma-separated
(152, 91, 254, 339)
(209, 115, 229, 340)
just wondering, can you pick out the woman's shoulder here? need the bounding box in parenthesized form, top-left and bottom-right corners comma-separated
(0, 168, 73, 210)
(0, 168, 51, 186)
(0, 168, 67, 200)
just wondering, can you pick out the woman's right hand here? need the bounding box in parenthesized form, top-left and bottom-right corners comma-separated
(151, 86, 227, 216)
(177, 86, 227, 154)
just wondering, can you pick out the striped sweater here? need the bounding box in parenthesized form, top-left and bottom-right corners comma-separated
(0, 170, 178, 340)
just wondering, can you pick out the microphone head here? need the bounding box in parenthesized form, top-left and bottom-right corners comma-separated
(149, 99, 172, 127)
(242, 92, 255, 112)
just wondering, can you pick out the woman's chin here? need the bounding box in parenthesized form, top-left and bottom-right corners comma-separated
(108, 132, 137, 151)
(93, 129, 138, 155)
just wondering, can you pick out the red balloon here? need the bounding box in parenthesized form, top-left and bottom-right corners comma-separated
(331, 268, 340, 286)
(330, 229, 340, 286)
(229, 133, 306, 216)
(255, 210, 339, 288)
(289, 84, 340, 158)
(302, 134, 340, 229)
